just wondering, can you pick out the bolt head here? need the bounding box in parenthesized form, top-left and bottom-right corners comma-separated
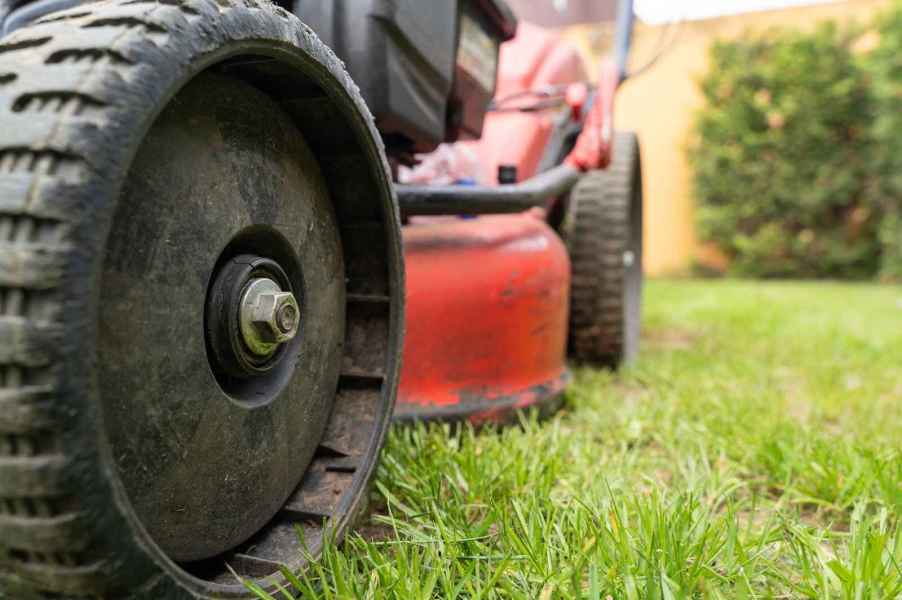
(623, 250, 636, 268)
(251, 291, 300, 344)
(239, 278, 300, 356)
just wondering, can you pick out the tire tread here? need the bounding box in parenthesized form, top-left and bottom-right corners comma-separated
(0, 1, 217, 596)
(564, 131, 642, 367)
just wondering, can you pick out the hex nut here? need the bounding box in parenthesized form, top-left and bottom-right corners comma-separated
(251, 292, 300, 344)
(239, 278, 300, 356)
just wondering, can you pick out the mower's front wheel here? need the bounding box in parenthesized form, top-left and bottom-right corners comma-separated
(563, 131, 644, 368)
(0, 1, 403, 598)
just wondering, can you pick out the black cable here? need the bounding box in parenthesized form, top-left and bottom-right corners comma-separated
(489, 97, 568, 113)
(624, 17, 683, 81)
(489, 85, 571, 111)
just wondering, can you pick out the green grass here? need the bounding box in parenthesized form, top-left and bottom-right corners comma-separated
(249, 280, 902, 599)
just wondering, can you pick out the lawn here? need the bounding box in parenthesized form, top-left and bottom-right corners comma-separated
(252, 280, 902, 599)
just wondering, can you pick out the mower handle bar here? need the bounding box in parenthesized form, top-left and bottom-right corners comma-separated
(396, 163, 582, 216)
(614, 0, 636, 83)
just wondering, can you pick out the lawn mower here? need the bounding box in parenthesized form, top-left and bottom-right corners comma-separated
(0, 0, 642, 598)
(394, 2, 644, 424)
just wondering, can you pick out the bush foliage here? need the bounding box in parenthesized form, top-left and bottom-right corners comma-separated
(869, 3, 902, 281)
(690, 11, 902, 280)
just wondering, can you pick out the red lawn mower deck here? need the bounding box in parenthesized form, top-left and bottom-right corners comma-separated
(397, 212, 571, 424)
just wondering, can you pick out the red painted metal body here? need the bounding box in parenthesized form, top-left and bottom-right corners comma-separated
(462, 23, 589, 183)
(395, 212, 571, 423)
(396, 24, 591, 423)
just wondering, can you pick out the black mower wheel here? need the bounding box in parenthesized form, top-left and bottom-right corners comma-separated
(0, 1, 403, 598)
(564, 131, 644, 368)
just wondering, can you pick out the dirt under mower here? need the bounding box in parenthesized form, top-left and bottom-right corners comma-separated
(0, 0, 642, 597)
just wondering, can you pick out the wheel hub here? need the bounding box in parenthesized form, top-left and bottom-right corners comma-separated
(98, 73, 344, 564)
(205, 255, 300, 379)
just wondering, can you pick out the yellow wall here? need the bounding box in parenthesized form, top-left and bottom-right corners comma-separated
(568, 0, 891, 275)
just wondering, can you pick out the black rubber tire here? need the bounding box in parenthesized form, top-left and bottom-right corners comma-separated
(0, 1, 404, 598)
(563, 131, 644, 368)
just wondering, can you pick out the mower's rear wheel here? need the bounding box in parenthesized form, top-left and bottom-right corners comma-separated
(564, 131, 644, 368)
(0, 1, 403, 598)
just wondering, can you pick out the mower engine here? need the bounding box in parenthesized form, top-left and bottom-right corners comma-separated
(295, 0, 517, 157)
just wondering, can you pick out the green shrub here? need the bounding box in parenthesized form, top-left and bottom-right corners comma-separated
(868, 2, 902, 281)
(690, 23, 883, 279)
(878, 213, 902, 281)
